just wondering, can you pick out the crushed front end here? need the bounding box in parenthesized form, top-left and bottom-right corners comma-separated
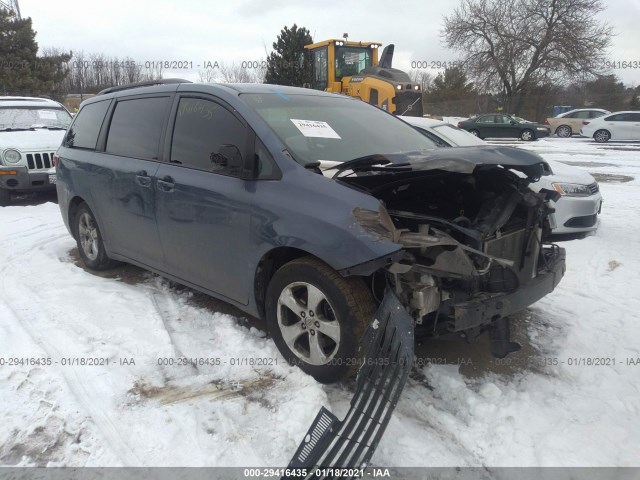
(343, 149, 566, 358)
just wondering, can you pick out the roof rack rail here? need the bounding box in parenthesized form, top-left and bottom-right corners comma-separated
(97, 78, 192, 96)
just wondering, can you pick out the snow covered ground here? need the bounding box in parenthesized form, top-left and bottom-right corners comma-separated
(1, 137, 639, 469)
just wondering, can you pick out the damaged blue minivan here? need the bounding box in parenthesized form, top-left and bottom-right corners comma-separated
(56, 80, 565, 383)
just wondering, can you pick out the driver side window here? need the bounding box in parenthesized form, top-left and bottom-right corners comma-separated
(477, 115, 495, 124)
(170, 97, 247, 177)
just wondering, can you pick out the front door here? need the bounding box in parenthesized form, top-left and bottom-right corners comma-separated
(154, 95, 252, 304)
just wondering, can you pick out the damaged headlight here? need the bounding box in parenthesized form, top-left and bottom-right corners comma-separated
(353, 206, 399, 243)
(551, 182, 592, 197)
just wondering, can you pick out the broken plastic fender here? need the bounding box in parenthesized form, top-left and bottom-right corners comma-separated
(282, 288, 414, 479)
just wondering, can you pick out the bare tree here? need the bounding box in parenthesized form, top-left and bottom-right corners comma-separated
(409, 69, 434, 93)
(443, 0, 613, 113)
(198, 68, 218, 83)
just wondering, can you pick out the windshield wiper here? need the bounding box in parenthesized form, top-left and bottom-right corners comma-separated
(0, 127, 35, 132)
(31, 125, 67, 130)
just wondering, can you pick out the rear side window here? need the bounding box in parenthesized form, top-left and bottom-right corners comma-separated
(170, 97, 247, 176)
(106, 97, 170, 160)
(605, 113, 630, 122)
(477, 115, 495, 123)
(65, 100, 110, 149)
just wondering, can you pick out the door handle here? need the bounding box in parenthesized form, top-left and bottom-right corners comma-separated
(135, 171, 152, 187)
(157, 176, 175, 192)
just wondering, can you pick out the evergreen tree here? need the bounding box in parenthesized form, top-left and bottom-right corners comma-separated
(423, 67, 477, 116)
(630, 86, 640, 109)
(265, 24, 312, 86)
(429, 67, 475, 101)
(0, 9, 70, 96)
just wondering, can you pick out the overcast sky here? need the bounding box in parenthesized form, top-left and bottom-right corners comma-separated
(20, 0, 640, 86)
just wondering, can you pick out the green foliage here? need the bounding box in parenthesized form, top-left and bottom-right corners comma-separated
(428, 67, 475, 101)
(423, 67, 477, 116)
(630, 86, 640, 109)
(583, 75, 628, 111)
(265, 24, 312, 87)
(0, 10, 70, 96)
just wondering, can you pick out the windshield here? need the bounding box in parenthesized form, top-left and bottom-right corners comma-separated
(0, 107, 72, 130)
(335, 46, 373, 79)
(433, 124, 486, 146)
(241, 93, 437, 163)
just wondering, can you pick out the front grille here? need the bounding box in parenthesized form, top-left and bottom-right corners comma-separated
(587, 182, 599, 194)
(26, 152, 55, 170)
(393, 91, 423, 117)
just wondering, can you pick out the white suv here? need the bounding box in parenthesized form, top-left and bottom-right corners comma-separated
(0, 97, 72, 206)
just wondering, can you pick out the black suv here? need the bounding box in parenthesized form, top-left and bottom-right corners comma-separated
(56, 79, 565, 383)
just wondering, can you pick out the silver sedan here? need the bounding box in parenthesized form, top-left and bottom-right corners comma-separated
(401, 116, 603, 235)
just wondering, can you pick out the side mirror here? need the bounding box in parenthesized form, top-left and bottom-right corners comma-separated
(212, 144, 243, 175)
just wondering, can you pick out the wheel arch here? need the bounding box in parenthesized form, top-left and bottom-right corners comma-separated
(67, 196, 87, 240)
(254, 247, 336, 320)
(594, 129, 611, 141)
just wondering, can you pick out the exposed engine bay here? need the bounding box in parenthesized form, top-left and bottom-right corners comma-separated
(338, 159, 566, 358)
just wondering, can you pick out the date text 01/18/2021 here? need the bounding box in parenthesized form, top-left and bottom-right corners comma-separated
(155, 357, 279, 367)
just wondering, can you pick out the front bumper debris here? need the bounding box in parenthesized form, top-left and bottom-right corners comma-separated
(453, 247, 566, 332)
(283, 289, 414, 479)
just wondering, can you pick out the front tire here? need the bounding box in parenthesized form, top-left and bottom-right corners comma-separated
(0, 188, 10, 207)
(556, 125, 572, 138)
(594, 129, 611, 143)
(72, 203, 119, 270)
(265, 257, 375, 384)
(520, 129, 535, 141)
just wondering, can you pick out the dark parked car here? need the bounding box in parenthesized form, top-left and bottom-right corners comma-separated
(458, 114, 551, 141)
(56, 80, 565, 383)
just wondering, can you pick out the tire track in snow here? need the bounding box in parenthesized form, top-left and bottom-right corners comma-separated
(0, 214, 142, 465)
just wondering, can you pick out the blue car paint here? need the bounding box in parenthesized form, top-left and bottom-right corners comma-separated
(56, 83, 402, 317)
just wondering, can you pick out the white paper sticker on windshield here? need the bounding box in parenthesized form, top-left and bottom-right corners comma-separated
(37, 110, 58, 120)
(290, 119, 341, 139)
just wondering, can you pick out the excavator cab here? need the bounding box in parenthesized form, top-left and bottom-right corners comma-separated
(305, 39, 423, 117)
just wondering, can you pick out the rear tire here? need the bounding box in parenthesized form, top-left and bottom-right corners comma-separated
(594, 129, 611, 143)
(72, 203, 119, 270)
(556, 125, 572, 138)
(520, 129, 535, 141)
(0, 188, 10, 207)
(470, 129, 480, 137)
(265, 256, 375, 384)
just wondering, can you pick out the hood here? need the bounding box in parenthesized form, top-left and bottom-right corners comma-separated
(536, 159, 595, 187)
(385, 145, 550, 180)
(0, 129, 66, 151)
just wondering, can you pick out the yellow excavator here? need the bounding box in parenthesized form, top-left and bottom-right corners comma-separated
(304, 36, 423, 116)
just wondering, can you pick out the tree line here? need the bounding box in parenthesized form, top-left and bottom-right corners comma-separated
(411, 67, 640, 122)
(2, 1, 638, 121)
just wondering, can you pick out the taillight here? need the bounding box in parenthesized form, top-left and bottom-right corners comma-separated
(53, 154, 60, 167)
(544, 119, 550, 125)
(457, 122, 462, 128)
(583, 121, 590, 125)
